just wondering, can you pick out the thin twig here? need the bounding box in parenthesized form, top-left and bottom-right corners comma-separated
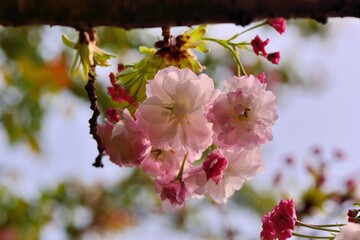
(85, 69, 104, 168)
(80, 28, 104, 168)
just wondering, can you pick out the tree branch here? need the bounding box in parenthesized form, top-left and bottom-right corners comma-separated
(1, 0, 359, 28)
(85, 70, 104, 168)
(81, 28, 105, 168)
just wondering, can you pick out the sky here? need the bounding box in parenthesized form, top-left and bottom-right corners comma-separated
(0, 18, 360, 239)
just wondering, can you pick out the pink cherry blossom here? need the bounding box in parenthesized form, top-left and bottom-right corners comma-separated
(97, 109, 151, 167)
(335, 223, 360, 240)
(97, 121, 115, 154)
(155, 179, 188, 206)
(138, 66, 215, 153)
(270, 199, 296, 238)
(257, 72, 266, 83)
(260, 199, 296, 240)
(260, 213, 276, 240)
(141, 149, 189, 183)
(267, 18, 286, 34)
(206, 148, 264, 203)
(186, 147, 264, 203)
(207, 75, 278, 150)
(251, 35, 269, 57)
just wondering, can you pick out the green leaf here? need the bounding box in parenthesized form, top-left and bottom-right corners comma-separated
(196, 42, 210, 53)
(70, 53, 80, 76)
(81, 60, 89, 80)
(186, 25, 207, 42)
(93, 46, 116, 67)
(139, 46, 156, 55)
(61, 34, 76, 49)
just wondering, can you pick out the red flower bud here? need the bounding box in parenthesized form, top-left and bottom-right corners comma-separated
(251, 35, 269, 57)
(267, 52, 280, 65)
(267, 18, 286, 34)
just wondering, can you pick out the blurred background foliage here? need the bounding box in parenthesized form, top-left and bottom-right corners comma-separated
(0, 20, 358, 239)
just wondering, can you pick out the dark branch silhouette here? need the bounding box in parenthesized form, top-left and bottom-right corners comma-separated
(80, 29, 105, 168)
(1, 0, 360, 28)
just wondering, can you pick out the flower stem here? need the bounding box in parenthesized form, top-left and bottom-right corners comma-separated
(176, 152, 189, 180)
(303, 223, 345, 228)
(232, 46, 247, 76)
(235, 22, 267, 36)
(292, 232, 334, 239)
(296, 221, 340, 233)
(203, 37, 247, 76)
(232, 46, 241, 77)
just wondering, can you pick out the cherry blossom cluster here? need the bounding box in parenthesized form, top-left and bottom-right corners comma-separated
(97, 66, 278, 206)
(260, 199, 296, 240)
(261, 199, 360, 240)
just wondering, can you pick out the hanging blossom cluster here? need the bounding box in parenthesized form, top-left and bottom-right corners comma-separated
(261, 199, 360, 240)
(97, 66, 278, 205)
(85, 18, 287, 206)
(61, 17, 360, 240)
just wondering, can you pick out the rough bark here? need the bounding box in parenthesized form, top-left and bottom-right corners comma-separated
(1, 0, 359, 29)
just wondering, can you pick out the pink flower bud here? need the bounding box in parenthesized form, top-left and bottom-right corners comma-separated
(156, 180, 187, 206)
(251, 35, 269, 57)
(267, 52, 280, 65)
(203, 153, 228, 184)
(257, 72, 266, 83)
(347, 209, 360, 223)
(348, 209, 359, 218)
(105, 108, 121, 123)
(267, 18, 286, 34)
(117, 63, 125, 73)
(107, 73, 136, 104)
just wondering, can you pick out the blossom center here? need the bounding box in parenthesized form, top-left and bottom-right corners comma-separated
(227, 90, 251, 121)
(164, 103, 189, 124)
(234, 104, 251, 120)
